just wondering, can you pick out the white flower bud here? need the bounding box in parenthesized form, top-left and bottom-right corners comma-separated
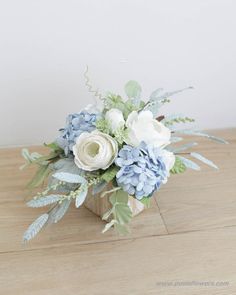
(105, 108, 125, 134)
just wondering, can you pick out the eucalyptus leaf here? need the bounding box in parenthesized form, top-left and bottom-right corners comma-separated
(153, 86, 193, 101)
(27, 165, 51, 189)
(109, 190, 132, 225)
(169, 142, 198, 153)
(114, 223, 130, 235)
(44, 142, 62, 152)
(124, 80, 142, 100)
(75, 185, 88, 208)
(52, 158, 83, 175)
(23, 213, 49, 242)
(170, 137, 183, 143)
(190, 152, 218, 169)
(21, 148, 42, 169)
(53, 172, 87, 184)
(145, 86, 193, 116)
(149, 88, 164, 100)
(27, 195, 61, 208)
(174, 129, 229, 144)
(47, 199, 71, 224)
(144, 100, 162, 117)
(178, 156, 201, 171)
(33, 152, 61, 165)
(110, 189, 129, 205)
(115, 203, 132, 225)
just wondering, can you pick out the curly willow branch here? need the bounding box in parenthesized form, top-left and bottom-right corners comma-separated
(84, 65, 104, 101)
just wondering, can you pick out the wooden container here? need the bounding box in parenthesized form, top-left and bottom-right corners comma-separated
(84, 184, 145, 219)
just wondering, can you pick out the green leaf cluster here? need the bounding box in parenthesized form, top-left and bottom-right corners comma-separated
(102, 190, 132, 235)
(101, 165, 119, 183)
(95, 118, 110, 134)
(113, 126, 129, 145)
(104, 91, 145, 120)
(124, 80, 142, 100)
(104, 93, 125, 111)
(170, 156, 186, 174)
(22, 143, 64, 190)
(20, 149, 42, 170)
(27, 165, 52, 189)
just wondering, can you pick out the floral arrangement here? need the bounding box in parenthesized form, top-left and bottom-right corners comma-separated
(21, 78, 228, 241)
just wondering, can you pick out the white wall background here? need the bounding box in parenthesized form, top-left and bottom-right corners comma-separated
(0, 0, 235, 147)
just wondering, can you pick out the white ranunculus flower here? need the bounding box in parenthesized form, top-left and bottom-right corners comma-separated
(73, 130, 118, 171)
(105, 108, 125, 133)
(126, 110, 171, 148)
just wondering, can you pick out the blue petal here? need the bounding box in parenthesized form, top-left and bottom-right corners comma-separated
(136, 182, 144, 192)
(143, 184, 154, 195)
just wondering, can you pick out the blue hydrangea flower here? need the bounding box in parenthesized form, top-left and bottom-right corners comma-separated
(56, 111, 97, 155)
(115, 143, 168, 199)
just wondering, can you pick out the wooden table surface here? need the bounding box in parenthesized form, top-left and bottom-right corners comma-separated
(0, 129, 235, 295)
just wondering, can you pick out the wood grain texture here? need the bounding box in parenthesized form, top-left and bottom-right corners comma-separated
(155, 128, 236, 233)
(1, 227, 236, 295)
(0, 128, 235, 295)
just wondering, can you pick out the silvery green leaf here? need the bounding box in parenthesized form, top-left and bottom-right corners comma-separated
(75, 185, 88, 208)
(23, 213, 48, 242)
(102, 219, 117, 233)
(144, 101, 162, 117)
(190, 152, 218, 169)
(149, 88, 164, 100)
(110, 190, 129, 205)
(92, 181, 107, 195)
(53, 158, 84, 175)
(174, 129, 229, 144)
(145, 87, 193, 116)
(27, 165, 51, 189)
(20, 149, 42, 170)
(48, 199, 71, 224)
(178, 156, 201, 171)
(170, 142, 198, 153)
(53, 172, 86, 184)
(170, 137, 183, 143)
(21, 148, 42, 163)
(124, 80, 142, 101)
(114, 223, 130, 235)
(153, 86, 193, 100)
(27, 195, 61, 208)
(114, 203, 132, 225)
(109, 190, 132, 225)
